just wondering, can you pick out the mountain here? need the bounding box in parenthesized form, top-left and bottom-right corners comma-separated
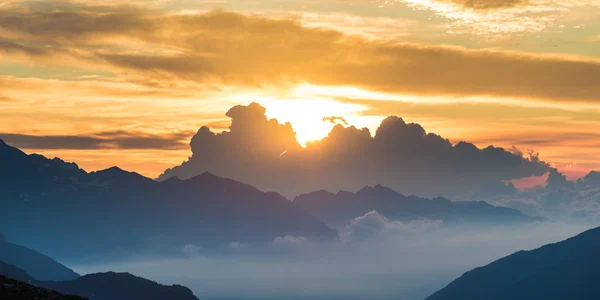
(40, 272, 199, 300)
(0, 139, 337, 262)
(294, 185, 542, 227)
(0, 274, 85, 300)
(426, 226, 600, 300)
(0, 259, 35, 283)
(0, 233, 79, 281)
(0, 260, 199, 300)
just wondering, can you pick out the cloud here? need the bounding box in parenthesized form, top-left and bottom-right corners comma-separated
(322, 116, 349, 125)
(441, 0, 527, 9)
(0, 131, 192, 150)
(72, 218, 591, 300)
(272, 235, 309, 252)
(181, 244, 201, 257)
(484, 170, 600, 223)
(398, 0, 600, 38)
(159, 103, 550, 199)
(2, 4, 600, 104)
(342, 211, 442, 243)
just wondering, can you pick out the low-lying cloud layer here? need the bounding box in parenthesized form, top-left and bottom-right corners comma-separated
(159, 103, 549, 198)
(342, 211, 443, 243)
(72, 213, 591, 300)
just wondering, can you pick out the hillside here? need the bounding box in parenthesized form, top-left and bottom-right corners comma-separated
(426, 226, 600, 300)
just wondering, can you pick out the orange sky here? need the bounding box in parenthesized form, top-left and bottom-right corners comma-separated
(1, 0, 599, 180)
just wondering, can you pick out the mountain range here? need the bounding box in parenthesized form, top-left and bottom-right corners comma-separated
(294, 185, 542, 228)
(427, 226, 600, 300)
(1, 138, 544, 264)
(0, 138, 336, 261)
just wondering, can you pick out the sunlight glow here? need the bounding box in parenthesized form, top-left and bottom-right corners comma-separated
(261, 99, 367, 145)
(259, 97, 370, 146)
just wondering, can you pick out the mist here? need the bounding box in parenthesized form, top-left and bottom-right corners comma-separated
(70, 218, 592, 300)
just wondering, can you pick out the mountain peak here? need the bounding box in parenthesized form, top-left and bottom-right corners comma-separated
(92, 166, 149, 181)
(97, 166, 126, 173)
(199, 171, 220, 178)
(357, 184, 403, 198)
(183, 171, 222, 184)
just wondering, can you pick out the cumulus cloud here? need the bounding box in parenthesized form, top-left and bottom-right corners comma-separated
(342, 211, 442, 243)
(1, 3, 600, 104)
(159, 103, 550, 199)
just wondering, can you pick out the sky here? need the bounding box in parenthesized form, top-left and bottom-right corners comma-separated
(1, 0, 600, 180)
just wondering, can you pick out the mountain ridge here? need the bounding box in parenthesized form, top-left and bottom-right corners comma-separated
(426, 226, 600, 300)
(294, 184, 543, 227)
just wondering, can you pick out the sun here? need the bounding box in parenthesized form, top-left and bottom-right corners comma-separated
(260, 98, 368, 146)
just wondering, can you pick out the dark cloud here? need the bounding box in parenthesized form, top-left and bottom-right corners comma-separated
(1, 5, 600, 103)
(0, 38, 52, 56)
(158, 103, 550, 199)
(0, 131, 192, 150)
(0, 2, 153, 40)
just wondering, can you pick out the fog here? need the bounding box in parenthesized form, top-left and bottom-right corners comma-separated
(71, 218, 593, 300)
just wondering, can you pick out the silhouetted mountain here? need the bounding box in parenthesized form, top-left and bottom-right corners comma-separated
(0, 234, 79, 281)
(294, 185, 542, 227)
(0, 275, 85, 300)
(426, 226, 600, 300)
(0, 139, 337, 262)
(40, 272, 199, 300)
(0, 260, 198, 300)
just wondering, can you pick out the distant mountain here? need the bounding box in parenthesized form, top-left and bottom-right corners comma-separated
(0, 260, 199, 300)
(426, 226, 600, 300)
(0, 234, 79, 281)
(0, 139, 337, 262)
(0, 274, 85, 300)
(294, 185, 542, 227)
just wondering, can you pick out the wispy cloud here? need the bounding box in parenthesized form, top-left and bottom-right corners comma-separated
(0, 130, 192, 150)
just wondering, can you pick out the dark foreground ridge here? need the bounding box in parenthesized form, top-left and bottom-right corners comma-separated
(0, 274, 85, 300)
(0, 259, 199, 300)
(426, 226, 600, 300)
